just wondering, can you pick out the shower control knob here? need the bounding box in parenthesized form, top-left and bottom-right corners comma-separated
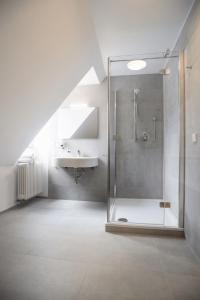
(142, 132, 149, 142)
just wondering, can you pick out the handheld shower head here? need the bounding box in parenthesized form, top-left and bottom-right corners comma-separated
(134, 88, 140, 95)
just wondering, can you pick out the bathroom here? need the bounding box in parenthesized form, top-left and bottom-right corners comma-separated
(2, 1, 200, 299)
(19, 51, 182, 233)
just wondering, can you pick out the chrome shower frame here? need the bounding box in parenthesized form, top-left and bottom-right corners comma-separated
(106, 52, 186, 231)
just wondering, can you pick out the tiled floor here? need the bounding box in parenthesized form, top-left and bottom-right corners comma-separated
(0, 199, 200, 300)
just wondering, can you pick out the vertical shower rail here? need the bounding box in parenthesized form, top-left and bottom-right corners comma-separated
(107, 57, 117, 222)
(113, 90, 117, 198)
(107, 57, 111, 222)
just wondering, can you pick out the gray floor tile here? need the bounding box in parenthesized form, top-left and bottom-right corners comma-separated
(118, 268, 174, 300)
(154, 236, 194, 258)
(165, 273, 200, 300)
(0, 253, 86, 300)
(161, 252, 200, 276)
(79, 264, 121, 297)
(0, 198, 200, 300)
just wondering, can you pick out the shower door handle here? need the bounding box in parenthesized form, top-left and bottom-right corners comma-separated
(152, 116, 157, 141)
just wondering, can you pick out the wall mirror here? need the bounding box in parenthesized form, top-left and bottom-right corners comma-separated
(58, 106, 98, 139)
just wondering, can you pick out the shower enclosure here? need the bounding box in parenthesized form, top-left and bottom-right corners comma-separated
(107, 52, 185, 230)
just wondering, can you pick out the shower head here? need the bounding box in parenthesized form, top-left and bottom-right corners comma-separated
(134, 88, 140, 95)
(132, 88, 140, 102)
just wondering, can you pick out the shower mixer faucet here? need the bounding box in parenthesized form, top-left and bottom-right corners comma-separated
(142, 132, 149, 142)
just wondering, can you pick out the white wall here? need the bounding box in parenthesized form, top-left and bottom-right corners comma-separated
(0, 167, 17, 212)
(0, 0, 104, 211)
(0, 0, 104, 166)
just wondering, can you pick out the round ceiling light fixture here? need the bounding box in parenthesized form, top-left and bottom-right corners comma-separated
(127, 60, 147, 71)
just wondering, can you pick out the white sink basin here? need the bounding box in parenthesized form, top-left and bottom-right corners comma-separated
(55, 156, 98, 168)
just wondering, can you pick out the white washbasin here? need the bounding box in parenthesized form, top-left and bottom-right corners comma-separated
(55, 156, 98, 168)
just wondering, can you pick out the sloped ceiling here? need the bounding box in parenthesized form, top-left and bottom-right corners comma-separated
(89, 0, 195, 68)
(0, 0, 104, 165)
(0, 0, 195, 165)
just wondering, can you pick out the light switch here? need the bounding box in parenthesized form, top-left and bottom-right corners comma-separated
(192, 133, 198, 144)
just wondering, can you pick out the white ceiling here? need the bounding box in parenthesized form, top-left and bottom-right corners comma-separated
(89, 0, 195, 74)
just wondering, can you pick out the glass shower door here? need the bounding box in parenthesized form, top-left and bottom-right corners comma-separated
(110, 82, 164, 225)
(108, 53, 181, 228)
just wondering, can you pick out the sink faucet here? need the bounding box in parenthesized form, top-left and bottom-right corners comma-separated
(60, 143, 71, 153)
(77, 149, 81, 157)
(66, 147, 71, 153)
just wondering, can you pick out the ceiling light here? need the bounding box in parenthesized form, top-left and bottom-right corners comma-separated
(127, 60, 147, 71)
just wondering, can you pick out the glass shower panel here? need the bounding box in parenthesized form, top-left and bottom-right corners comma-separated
(108, 54, 180, 227)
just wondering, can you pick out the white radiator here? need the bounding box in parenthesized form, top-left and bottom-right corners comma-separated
(17, 161, 42, 200)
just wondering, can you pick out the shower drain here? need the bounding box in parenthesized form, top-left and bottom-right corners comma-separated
(118, 217, 128, 222)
